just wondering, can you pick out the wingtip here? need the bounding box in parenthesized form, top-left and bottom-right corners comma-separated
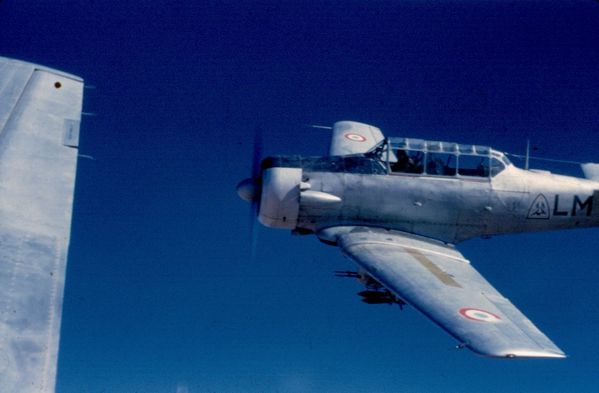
(467, 344, 566, 359)
(479, 349, 567, 359)
(505, 350, 567, 359)
(0, 56, 83, 82)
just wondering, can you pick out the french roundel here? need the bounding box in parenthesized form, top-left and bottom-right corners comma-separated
(344, 133, 367, 142)
(459, 308, 502, 323)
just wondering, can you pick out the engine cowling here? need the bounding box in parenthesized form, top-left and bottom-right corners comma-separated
(258, 167, 301, 229)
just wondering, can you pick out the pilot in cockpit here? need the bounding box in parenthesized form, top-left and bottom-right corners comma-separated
(392, 149, 410, 172)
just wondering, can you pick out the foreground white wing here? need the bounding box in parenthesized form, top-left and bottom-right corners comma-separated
(0, 57, 83, 391)
(333, 226, 565, 358)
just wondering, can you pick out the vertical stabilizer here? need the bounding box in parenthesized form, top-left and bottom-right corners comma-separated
(329, 121, 384, 156)
(581, 163, 599, 181)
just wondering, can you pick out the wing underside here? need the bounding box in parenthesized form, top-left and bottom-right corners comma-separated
(0, 57, 83, 391)
(334, 226, 565, 358)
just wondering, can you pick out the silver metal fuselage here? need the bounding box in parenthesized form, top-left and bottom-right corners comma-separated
(238, 126, 594, 358)
(258, 156, 599, 244)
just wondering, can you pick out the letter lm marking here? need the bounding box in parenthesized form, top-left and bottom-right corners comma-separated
(553, 195, 569, 216)
(572, 195, 593, 216)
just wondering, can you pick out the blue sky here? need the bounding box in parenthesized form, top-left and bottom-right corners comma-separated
(2, 1, 599, 392)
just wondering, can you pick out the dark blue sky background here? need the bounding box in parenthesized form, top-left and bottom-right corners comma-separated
(2, 1, 599, 392)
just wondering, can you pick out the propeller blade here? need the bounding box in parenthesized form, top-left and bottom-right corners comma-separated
(251, 125, 263, 180)
(250, 201, 259, 262)
(249, 125, 263, 261)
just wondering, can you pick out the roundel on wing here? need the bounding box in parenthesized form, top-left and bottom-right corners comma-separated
(459, 308, 502, 323)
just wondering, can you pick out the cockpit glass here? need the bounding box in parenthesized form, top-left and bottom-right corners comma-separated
(408, 139, 425, 150)
(442, 142, 458, 152)
(458, 155, 490, 177)
(387, 137, 506, 178)
(490, 157, 506, 177)
(426, 141, 441, 151)
(475, 145, 490, 155)
(391, 149, 424, 174)
(459, 144, 474, 154)
(393, 138, 407, 149)
(426, 153, 457, 176)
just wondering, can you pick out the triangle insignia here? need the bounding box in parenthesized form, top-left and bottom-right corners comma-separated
(527, 194, 550, 219)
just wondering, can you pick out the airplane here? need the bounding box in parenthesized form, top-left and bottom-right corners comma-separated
(237, 120, 599, 359)
(0, 57, 84, 392)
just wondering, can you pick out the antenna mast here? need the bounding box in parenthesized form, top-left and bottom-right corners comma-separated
(525, 139, 530, 170)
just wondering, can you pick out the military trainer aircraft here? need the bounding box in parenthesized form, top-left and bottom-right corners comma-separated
(237, 120, 599, 359)
(0, 57, 83, 392)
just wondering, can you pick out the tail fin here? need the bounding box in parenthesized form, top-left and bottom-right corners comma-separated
(329, 121, 384, 156)
(581, 163, 599, 181)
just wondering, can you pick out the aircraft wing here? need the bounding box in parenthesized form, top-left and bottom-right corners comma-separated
(335, 226, 565, 358)
(0, 57, 83, 391)
(329, 121, 385, 156)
